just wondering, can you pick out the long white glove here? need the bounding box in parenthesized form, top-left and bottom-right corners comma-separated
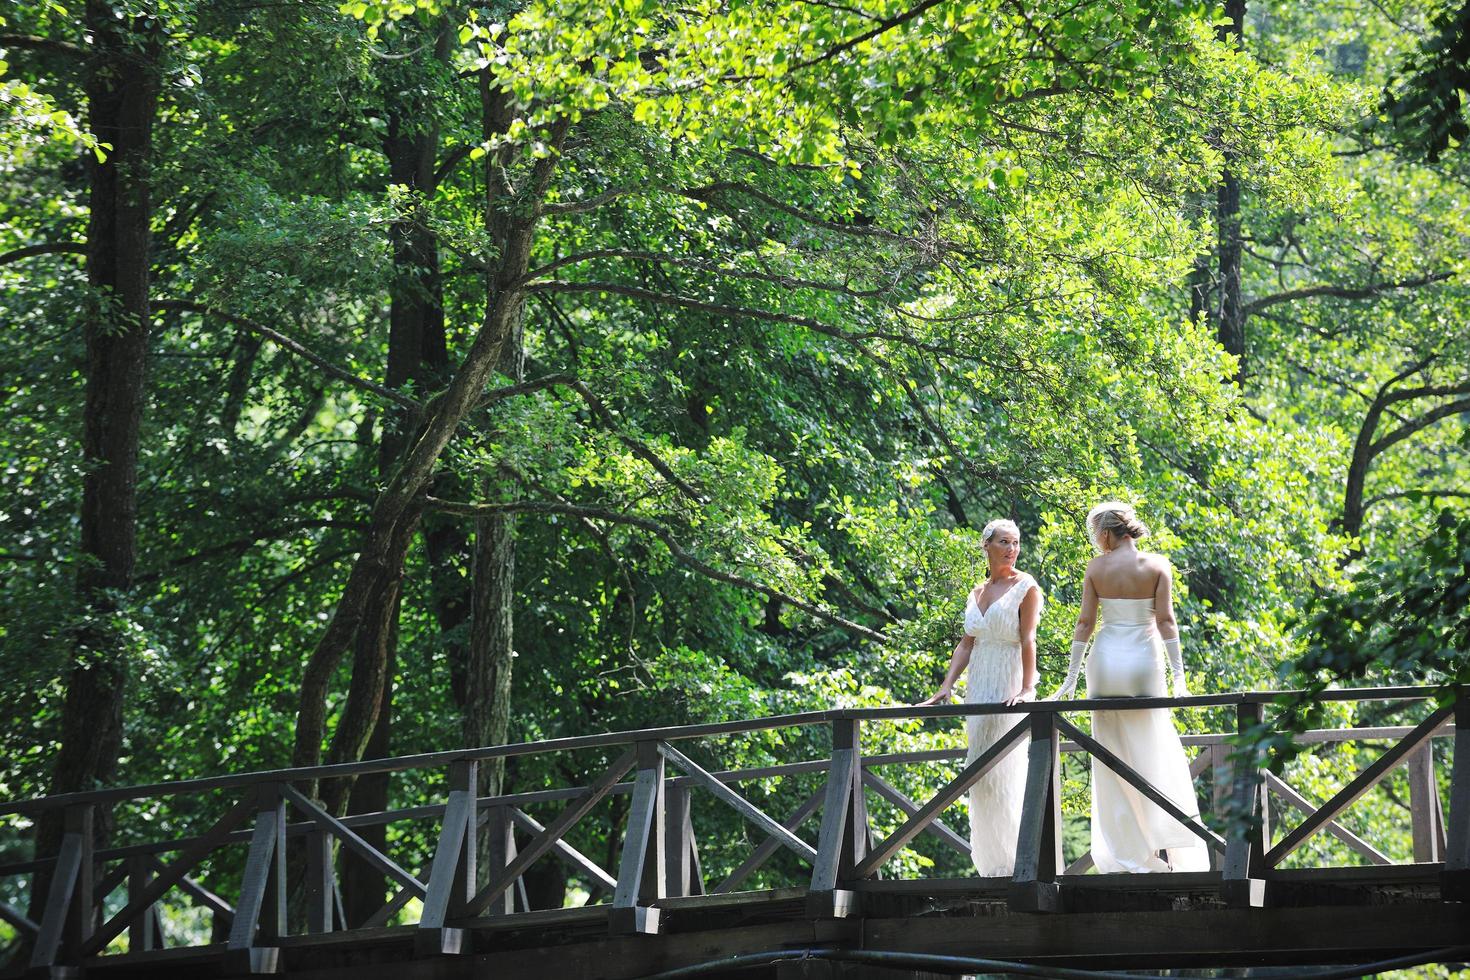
(1164, 637, 1188, 698)
(1049, 640, 1088, 700)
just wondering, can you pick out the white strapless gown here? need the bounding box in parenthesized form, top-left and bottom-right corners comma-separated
(962, 573, 1041, 876)
(1086, 597, 1208, 873)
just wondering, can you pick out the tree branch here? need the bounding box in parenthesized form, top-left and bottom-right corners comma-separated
(422, 496, 890, 645)
(522, 248, 894, 297)
(524, 279, 955, 355)
(152, 300, 423, 412)
(1365, 489, 1470, 512)
(480, 372, 708, 504)
(0, 242, 86, 267)
(0, 33, 87, 59)
(1242, 273, 1453, 316)
(1369, 394, 1470, 459)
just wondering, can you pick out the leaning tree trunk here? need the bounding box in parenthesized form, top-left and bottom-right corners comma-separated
(34, 0, 161, 899)
(289, 76, 566, 801)
(339, 28, 451, 922)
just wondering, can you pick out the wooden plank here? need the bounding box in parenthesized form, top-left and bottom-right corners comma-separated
(852, 716, 1029, 879)
(810, 747, 858, 892)
(860, 770, 970, 859)
(4, 688, 1449, 822)
(1222, 702, 1267, 907)
(1264, 772, 1391, 866)
(1407, 743, 1444, 864)
(466, 748, 636, 916)
(1445, 688, 1470, 899)
(658, 742, 817, 866)
(419, 761, 478, 932)
(1011, 713, 1062, 911)
(1264, 703, 1455, 867)
(77, 793, 256, 958)
(0, 710, 836, 819)
(663, 784, 693, 898)
(281, 783, 426, 898)
(128, 855, 161, 952)
(28, 827, 83, 968)
(0, 900, 37, 936)
(511, 807, 617, 892)
(1055, 717, 1225, 854)
(482, 806, 518, 917)
(359, 858, 433, 930)
(227, 788, 285, 952)
(611, 743, 665, 934)
(713, 786, 824, 895)
(146, 856, 233, 922)
(304, 828, 334, 934)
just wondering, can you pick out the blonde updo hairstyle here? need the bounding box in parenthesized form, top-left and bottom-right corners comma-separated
(981, 518, 1020, 545)
(1086, 501, 1148, 553)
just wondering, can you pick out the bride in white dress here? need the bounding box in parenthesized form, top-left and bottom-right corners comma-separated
(919, 518, 1042, 876)
(1051, 502, 1208, 873)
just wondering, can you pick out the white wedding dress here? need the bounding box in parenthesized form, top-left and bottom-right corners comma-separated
(1087, 597, 1208, 873)
(962, 573, 1041, 877)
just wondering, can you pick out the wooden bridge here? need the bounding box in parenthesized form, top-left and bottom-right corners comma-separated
(1, 687, 1467, 979)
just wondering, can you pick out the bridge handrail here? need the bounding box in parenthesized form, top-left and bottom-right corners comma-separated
(0, 686, 1443, 817)
(0, 720, 1451, 879)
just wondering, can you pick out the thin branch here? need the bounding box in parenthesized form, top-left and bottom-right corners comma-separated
(152, 300, 422, 412)
(0, 33, 87, 58)
(676, 181, 913, 243)
(781, 0, 945, 73)
(0, 242, 85, 267)
(136, 519, 367, 584)
(423, 496, 890, 645)
(1365, 489, 1470, 511)
(521, 248, 893, 297)
(524, 279, 951, 354)
(1242, 273, 1453, 316)
(479, 372, 707, 504)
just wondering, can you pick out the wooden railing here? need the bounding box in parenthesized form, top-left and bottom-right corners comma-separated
(0, 687, 1463, 973)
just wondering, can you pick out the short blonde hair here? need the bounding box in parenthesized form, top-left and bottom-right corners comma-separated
(1086, 501, 1148, 552)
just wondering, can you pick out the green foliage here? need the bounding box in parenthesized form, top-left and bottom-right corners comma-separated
(0, 0, 1464, 928)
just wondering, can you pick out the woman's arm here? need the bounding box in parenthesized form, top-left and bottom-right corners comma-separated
(1071, 568, 1099, 643)
(1049, 569, 1096, 700)
(917, 634, 974, 705)
(1155, 560, 1188, 696)
(1153, 561, 1179, 640)
(1005, 586, 1041, 705)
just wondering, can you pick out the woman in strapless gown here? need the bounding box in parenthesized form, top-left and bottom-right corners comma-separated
(1051, 502, 1207, 873)
(919, 518, 1043, 876)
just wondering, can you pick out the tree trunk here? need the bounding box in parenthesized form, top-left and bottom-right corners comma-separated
(35, 0, 160, 886)
(1215, 0, 1247, 382)
(340, 26, 451, 923)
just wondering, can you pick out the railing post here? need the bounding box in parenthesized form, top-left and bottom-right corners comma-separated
(1208, 743, 1232, 872)
(664, 782, 702, 897)
(1010, 709, 1061, 913)
(808, 718, 865, 918)
(611, 741, 666, 935)
(226, 783, 286, 974)
(30, 802, 94, 971)
(1222, 701, 1268, 908)
(1443, 686, 1470, 900)
(483, 805, 516, 916)
(1407, 743, 1445, 864)
(417, 759, 479, 956)
(304, 827, 335, 934)
(127, 855, 163, 951)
